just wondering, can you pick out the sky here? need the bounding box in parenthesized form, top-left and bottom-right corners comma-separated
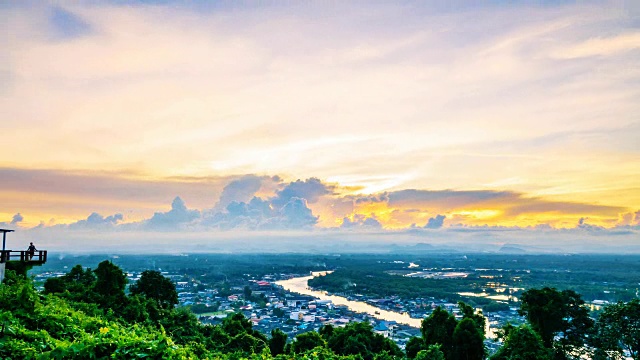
(1, 1, 639, 252)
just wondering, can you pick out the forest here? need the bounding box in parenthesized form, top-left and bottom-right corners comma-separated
(1, 260, 638, 359)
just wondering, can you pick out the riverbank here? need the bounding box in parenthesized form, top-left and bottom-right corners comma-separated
(276, 271, 422, 327)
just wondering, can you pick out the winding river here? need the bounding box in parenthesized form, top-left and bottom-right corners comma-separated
(275, 271, 422, 328)
(275, 271, 494, 337)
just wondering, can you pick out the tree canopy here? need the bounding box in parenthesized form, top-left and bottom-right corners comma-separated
(129, 270, 178, 309)
(6, 261, 640, 359)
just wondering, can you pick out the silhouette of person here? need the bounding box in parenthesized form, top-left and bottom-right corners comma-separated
(27, 242, 37, 261)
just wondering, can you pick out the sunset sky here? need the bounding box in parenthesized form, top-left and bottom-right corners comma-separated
(1, 1, 639, 251)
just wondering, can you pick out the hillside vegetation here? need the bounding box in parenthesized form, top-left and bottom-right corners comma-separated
(1, 261, 638, 359)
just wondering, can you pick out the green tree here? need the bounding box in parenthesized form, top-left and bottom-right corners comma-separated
(458, 302, 485, 335)
(243, 285, 253, 300)
(44, 264, 96, 302)
(159, 307, 205, 345)
(226, 332, 267, 355)
(406, 336, 426, 359)
(319, 324, 334, 339)
(291, 331, 326, 354)
(593, 299, 640, 360)
(93, 260, 127, 309)
(451, 318, 485, 360)
(421, 307, 457, 359)
(222, 312, 254, 337)
(269, 328, 288, 356)
(416, 344, 446, 360)
(326, 321, 403, 359)
(129, 270, 178, 309)
(519, 287, 593, 359)
(491, 325, 551, 360)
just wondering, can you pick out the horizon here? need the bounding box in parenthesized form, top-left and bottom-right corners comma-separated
(2, 1, 639, 253)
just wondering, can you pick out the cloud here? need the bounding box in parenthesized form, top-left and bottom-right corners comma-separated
(504, 201, 625, 217)
(387, 189, 626, 218)
(425, 214, 446, 229)
(272, 197, 319, 229)
(2, 2, 638, 225)
(203, 197, 274, 230)
(214, 175, 266, 210)
(49, 6, 93, 40)
(341, 214, 382, 229)
(388, 189, 517, 209)
(0, 167, 239, 221)
(10, 213, 24, 225)
(576, 217, 606, 232)
(68, 212, 123, 230)
(144, 196, 200, 230)
(354, 193, 389, 204)
(552, 32, 640, 59)
(272, 178, 332, 207)
(204, 195, 318, 230)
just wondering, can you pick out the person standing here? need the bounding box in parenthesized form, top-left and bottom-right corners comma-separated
(27, 242, 36, 261)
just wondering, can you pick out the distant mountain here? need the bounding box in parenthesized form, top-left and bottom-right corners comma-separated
(498, 244, 527, 253)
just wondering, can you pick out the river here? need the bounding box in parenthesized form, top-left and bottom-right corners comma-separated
(275, 271, 494, 337)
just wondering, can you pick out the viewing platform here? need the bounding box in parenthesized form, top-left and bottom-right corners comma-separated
(1, 229, 47, 282)
(0, 250, 48, 265)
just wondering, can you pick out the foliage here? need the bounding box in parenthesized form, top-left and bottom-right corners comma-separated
(93, 260, 128, 310)
(269, 328, 288, 356)
(9, 256, 640, 360)
(421, 307, 457, 359)
(325, 321, 403, 360)
(592, 299, 640, 360)
(458, 301, 485, 334)
(406, 336, 427, 358)
(291, 331, 327, 354)
(490, 325, 551, 360)
(452, 318, 485, 360)
(416, 345, 446, 360)
(518, 287, 594, 359)
(129, 270, 179, 309)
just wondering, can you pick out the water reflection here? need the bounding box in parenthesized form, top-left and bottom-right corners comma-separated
(276, 271, 494, 338)
(275, 271, 422, 328)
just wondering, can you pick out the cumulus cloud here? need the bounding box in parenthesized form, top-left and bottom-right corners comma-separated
(144, 197, 200, 230)
(272, 178, 332, 207)
(425, 214, 446, 229)
(10, 213, 24, 225)
(575, 217, 606, 232)
(204, 195, 318, 230)
(199, 177, 327, 230)
(341, 214, 382, 229)
(203, 197, 274, 230)
(214, 175, 265, 210)
(68, 212, 123, 230)
(273, 197, 319, 229)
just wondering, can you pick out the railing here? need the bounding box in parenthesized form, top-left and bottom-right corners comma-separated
(0, 250, 47, 263)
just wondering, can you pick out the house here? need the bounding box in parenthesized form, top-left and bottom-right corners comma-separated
(374, 321, 390, 337)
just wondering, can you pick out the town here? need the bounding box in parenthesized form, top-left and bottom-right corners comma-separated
(29, 251, 638, 355)
(32, 265, 527, 352)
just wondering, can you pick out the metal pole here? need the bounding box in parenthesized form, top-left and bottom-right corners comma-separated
(2, 232, 5, 252)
